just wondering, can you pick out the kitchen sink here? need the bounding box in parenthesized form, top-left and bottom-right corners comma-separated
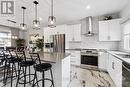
(116, 54, 130, 58)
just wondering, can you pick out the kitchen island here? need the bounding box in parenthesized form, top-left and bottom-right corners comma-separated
(26, 52, 71, 87)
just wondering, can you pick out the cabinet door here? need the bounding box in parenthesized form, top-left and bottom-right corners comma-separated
(109, 19, 121, 41)
(108, 54, 122, 87)
(113, 57, 122, 87)
(73, 24, 81, 41)
(70, 51, 81, 66)
(108, 54, 113, 75)
(62, 55, 70, 87)
(66, 24, 81, 42)
(99, 21, 109, 41)
(66, 25, 74, 41)
(98, 51, 108, 71)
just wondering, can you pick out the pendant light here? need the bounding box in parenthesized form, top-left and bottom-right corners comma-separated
(33, 1, 40, 29)
(20, 6, 27, 30)
(48, 0, 56, 28)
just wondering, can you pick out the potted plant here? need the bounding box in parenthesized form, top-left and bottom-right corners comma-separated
(36, 38, 44, 51)
(15, 38, 25, 47)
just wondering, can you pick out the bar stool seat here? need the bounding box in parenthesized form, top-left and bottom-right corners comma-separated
(7, 57, 23, 63)
(20, 60, 35, 67)
(34, 63, 52, 72)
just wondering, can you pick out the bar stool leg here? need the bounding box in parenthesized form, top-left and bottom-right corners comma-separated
(3, 61, 7, 85)
(32, 71, 36, 87)
(14, 63, 17, 77)
(24, 67, 27, 87)
(11, 63, 14, 87)
(16, 66, 21, 87)
(29, 66, 31, 82)
(50, 69, 54, 87)
(32, 70, 40, 87)
(36, 72, 39, 87)
(42, 72, 44, 87)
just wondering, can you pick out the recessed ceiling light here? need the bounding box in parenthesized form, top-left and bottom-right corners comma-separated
(86, 5, 91, 9)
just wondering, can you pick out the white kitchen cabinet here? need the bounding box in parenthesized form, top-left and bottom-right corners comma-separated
(53, 55, 70, 87)
(66, 24, 81, 42)
(62, 55, 70, 87)
(99, 19, 121, 41)
(69, 50, 81, 66)
(98, 50, 108, 71)
(108, 54, 122, 87)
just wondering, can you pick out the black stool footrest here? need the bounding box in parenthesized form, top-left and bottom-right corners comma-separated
(33, 78, 53, 87)
(18, 74, 35, 84)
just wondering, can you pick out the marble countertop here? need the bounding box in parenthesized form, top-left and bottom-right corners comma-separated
(107, 51, 130, 65)
(26, 52, 70, 63)
(65, 49, 81, 51)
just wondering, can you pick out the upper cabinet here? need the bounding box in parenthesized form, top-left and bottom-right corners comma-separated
(99, 19, 121, 41)
(66, 24, 81, 42)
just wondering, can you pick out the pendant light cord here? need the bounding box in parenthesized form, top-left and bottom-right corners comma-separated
(23, 8, 25, 24)
(35, 4, 37, 20)
(51, 0, 53, 16)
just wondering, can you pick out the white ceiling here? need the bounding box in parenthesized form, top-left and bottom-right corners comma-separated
(0, 0, 129, 28)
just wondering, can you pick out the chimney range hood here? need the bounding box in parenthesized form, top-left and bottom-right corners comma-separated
(83, 16, 94, 36)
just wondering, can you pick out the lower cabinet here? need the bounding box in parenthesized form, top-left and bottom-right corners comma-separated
(70, 51, 81, 66)
(98, 50, 108, 71)
(108, 54, 122, 87)
(62, 55, 70, 87)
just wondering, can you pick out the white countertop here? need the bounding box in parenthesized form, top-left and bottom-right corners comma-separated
(107, 51, 130, 64)
(26, 52, 70, 63)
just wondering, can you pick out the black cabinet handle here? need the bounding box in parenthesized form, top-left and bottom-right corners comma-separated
(112, 62, 115, 69)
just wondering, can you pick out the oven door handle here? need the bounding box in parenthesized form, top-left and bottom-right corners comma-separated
(123, 64, 130, 73)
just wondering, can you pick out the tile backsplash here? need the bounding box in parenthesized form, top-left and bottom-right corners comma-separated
(69, 34, 119, 50)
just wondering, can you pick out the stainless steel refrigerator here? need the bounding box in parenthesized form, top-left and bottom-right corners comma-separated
(52, 34, 65, 52)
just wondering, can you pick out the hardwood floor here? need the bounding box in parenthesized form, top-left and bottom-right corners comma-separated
(68, 65, 116, 87)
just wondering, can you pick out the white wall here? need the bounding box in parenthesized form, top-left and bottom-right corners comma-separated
(119, 1, 130, 52)
(120, 1, 130, 19)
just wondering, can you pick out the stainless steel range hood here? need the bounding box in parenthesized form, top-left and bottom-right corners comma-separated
(83, 16, 94, 36)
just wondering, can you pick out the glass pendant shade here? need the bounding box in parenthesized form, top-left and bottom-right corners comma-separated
(33, 19, 40, 28)
(20, 6, 27, 30)
(48, 16, 56, 28)
(33, 1, 40, 29)
(48, 0, 56, 28)
(20, 23, 27, 30)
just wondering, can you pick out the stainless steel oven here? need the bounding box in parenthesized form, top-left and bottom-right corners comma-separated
(81, 49, 98, 67)
(122, 62, 130, 87)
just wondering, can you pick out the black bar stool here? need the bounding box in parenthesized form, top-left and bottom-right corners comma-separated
(0, 47, 5, 65)
(0, 47, 7, 84)
(3, 47, 23, 87)
(16, 51, 35, 87)
(30, 53, 54, 87)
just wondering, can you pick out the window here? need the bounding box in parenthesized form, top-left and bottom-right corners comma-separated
(123, 20, 130, 50)
(0, 32, 11, 47)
